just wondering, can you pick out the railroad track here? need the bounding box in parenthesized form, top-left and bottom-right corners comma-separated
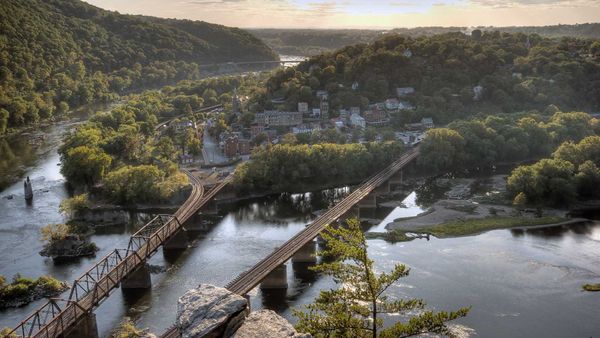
(160, 147, 420, 338)
(4, 170, 234, 338)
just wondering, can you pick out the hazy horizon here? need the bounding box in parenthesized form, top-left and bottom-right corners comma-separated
(83, 0, 600, 30)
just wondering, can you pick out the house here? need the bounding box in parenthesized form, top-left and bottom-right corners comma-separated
(350, 107, 361, 115)
(339, 109, 350, 121)
(298, 102, 309, 114)
(396, 87, 415, 97)
(172, 120, 196, 133)
(364, 109, 389, 126)
(250, 123, 265, 139)
(421, 117, 434, 129)
(254, 111, 303, 127)
(320, 101, 329, 118)
(292, 123, 321, 135)
(311, 108, 321, 118)
(398, 101, 415, 110)
(316, 90, 329, 101)
(350, 113, 366, 129)
(473, 85, 484, 101)
(224, 136, 239, 158)
(238, 139, 251, 155)
(385, 98, 400, 110)
(332, 119, 345, 129)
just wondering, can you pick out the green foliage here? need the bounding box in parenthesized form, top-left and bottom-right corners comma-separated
(0, 0, 276, 133)
(259, 31, 600, 122)
(508, 135, 600, 206)
(294, 218, 468, 337)
(419, 112, 598, 173)
(103, 165, 187, 204)
(0, 274, 65, 303)
(60, 146, 112, 187)
(59, 194, 90, 218)
(112, 317, 145, 338)
(234, 142, 404, 192)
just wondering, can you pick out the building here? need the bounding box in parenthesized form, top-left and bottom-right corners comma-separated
(350, 113, 366, 129)
(238, 139, 251, 155)
(396, 87, 415, 97)
(172, 120, 196, 133)
(385, 98, 400, 110)
(232, 87, 242, 115)
(364, 109, 389, 126)
(254, 111, 303, 127)
(224, 136, 239, 158)
(339, 109, 350, 121)
(316, 90, 329, 101)
(292, 123, 321, 135)
(250, 123, 265, 139)
(350, 107, 361, 115)
(398, 101, 415, 110)
(298, 102, 309, 114)
(332, 119, 345, 129)
(352, 81, 359, 91)
(311, 108, 321, 118)
(473, 85, 484, 101)
(421, 117, 434, 129)
(320, 101, 329, 118)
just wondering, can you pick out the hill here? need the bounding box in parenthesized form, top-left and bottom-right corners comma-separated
(252, 24, 600, 56)
(0, 0, 277, 134)
(256, 31, 600, 124)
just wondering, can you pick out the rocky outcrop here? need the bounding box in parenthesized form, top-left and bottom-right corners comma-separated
(176, 284, 311, 338)
(39, 235, 98, 260)
(177, 284, 248, 338)
(232, 310, 310, 338)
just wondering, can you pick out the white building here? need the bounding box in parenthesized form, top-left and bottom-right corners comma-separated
(350, 113, 366, 129)
(350, 107, 361, 115)
(385, 98, 400, 110)
(396, 87, 415, 97)
(298, 102, 309, 114)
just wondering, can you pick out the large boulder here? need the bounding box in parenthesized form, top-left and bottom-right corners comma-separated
(231, 310, 311, 338)
(177, 284, 248, 338)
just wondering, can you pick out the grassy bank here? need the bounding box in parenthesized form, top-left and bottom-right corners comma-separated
(415, 216, 566, 238)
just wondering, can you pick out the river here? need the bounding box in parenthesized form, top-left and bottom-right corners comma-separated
(1, 112, 600, 336)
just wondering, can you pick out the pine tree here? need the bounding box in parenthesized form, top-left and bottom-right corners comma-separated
(294, 218, 469, 337)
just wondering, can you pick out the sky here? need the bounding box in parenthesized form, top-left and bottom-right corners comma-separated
(83, 0, 600, 29)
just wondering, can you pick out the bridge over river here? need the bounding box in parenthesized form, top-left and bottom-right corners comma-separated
(5, 145, 419, 338)
(5, 171, 232, 338)
(160, 145, 421, 338)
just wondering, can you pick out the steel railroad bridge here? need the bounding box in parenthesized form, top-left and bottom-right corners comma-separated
(5, 171, 233, 338)
(161, 146, 421, 338)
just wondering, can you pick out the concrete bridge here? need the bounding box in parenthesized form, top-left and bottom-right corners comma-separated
(5, 172, 233, 338)
(160, 145, 420, 337)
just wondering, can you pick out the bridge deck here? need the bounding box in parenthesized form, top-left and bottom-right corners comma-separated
(6, 172, 232, 338)
(160, 146, 419, 338)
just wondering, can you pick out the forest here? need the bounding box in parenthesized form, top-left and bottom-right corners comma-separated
(252, 24, 600, 56)
(0, 0, 277, 134)
(418, 111, 599, 172)
(234, 141, 404, 193)
(256, 31, 600, 124)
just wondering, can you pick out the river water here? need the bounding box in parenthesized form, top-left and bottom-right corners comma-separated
(1, 127, 599, 337)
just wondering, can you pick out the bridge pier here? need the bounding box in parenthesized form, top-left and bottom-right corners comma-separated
(292, 240, 317, 264)
(260, 264, 288, 289)
(62, 312, 98, 338)
(358, 193, 378, 208)
(121, 262, 151, 289)
(163, 229, 188, 250)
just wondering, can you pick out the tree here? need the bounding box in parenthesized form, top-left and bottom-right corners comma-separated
(294, 218, 469, 337)
(61, 146, 112, 187)
(0, 109, 8, 134)
(418, 128, 465, 173)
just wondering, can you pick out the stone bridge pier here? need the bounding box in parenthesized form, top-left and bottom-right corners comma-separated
(260, 264, 288, 289)
(121, 262, 152, 290)
(63, 313, 98, 338)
